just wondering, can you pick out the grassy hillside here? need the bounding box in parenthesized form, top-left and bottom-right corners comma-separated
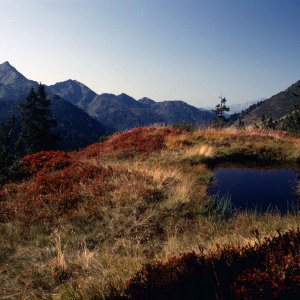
(0, 126, 299, 298)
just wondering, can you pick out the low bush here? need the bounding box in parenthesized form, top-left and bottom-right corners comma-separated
(81, 126, 182, 159)
(0, 164, 116, 223)
(21, 150, 73, 176)
(121, 229, 300, 300)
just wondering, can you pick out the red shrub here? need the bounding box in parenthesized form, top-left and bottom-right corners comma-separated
(233, 254, 300, 299)
(0, 163, 117, 223)
(21, 151, 73, 175)
(123, 230, 300, 300)
(81, 126, 181, 159)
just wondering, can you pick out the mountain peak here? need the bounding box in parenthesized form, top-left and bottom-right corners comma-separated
(51, 79, 95, 91)
(1, 61, 11, 66)
(64, 79, 82, 85)
(118, 93, 131, 98)
(138, 97, 156, 105)
(0, 61, 28, 85)
(117, 93, 140, 106)
(0, 61, 14, 73)
(48, 79, 98, 109)
(0, 61, 19, 71)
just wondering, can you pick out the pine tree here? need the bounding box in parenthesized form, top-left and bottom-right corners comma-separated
(284, 104, 300, 134)
(0, 115, 17, 167)
(212, 96, 230, 127)
(0, 115, 17, 183)
(19, 84, 59, 154)
(261, 114, 276, 129)
(212, 96, 230, 120)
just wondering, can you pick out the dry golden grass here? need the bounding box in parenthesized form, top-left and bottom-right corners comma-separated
(159, 212, 300, 258)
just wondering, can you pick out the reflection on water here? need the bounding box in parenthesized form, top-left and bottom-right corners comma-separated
(208, 164, 300, 213)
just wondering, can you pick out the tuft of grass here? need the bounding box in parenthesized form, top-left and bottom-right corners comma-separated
(204, 193, 235, 221)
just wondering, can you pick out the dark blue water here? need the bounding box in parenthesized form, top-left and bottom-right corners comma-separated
(208, 165, 300, 213)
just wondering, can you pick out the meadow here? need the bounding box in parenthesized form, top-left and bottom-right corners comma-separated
(0, 126, 299, 299)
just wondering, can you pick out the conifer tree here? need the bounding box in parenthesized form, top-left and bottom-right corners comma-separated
(212, 96, 230, 127)
(284, 104, 300, 133)
(0, 115, 17, 168)
(212, 96, 230, 120)
(19, 84, 59, 154)
(0, 115, 17, 183)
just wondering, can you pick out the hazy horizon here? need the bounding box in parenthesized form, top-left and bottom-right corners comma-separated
(1, 0, 300, 107)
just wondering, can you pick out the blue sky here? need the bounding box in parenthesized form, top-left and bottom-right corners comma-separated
(1, 0, 300, 107)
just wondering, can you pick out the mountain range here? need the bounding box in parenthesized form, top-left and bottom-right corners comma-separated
(1, 61, 299, 151)
(0, 61, 214, 150)
(227, 99, 265, 115)
(47, 81, 213, 131)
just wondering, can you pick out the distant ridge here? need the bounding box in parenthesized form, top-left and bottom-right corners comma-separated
(47, 76, 214, 131)
(140, 99, 213, 127)
(238, 81, 300, 125)
(228, 99, 265, 115)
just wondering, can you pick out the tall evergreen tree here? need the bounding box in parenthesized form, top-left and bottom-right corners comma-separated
(0, 115, 17, 168)
(19, 84, 59, 154)
(0, 115, 17, 183)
